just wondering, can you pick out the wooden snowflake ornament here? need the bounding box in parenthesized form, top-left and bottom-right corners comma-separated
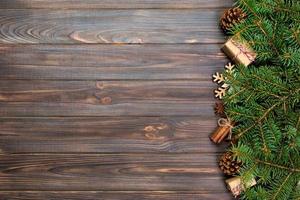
(212, 62, 235, 99)
(212, 72, 225, 84)
(214, 87, 226, 99)
(225, 62, 235, 73)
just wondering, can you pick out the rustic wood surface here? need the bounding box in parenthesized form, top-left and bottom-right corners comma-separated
(0, 44, 226, 80)
(0, 9, 227, 44)
(0, 0, 232, 9)
(0, 117, 228, 153)
(0, 191, 233, 200)
(0, 80, 215, 116)
(0, 154, 227, 191)
(0, 0, 233, 199)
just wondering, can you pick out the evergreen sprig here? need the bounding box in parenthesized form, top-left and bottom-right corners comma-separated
(222, 0, 300, 199)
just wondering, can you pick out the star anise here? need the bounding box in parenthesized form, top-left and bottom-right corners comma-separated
(214, 102, 225, 116)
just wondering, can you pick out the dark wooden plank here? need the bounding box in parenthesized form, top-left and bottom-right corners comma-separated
(0, 44, 226, 80)
(0, 9, 225, 44)
(0, 153, 227, 191)
(0, 0, 233, 9)
(0, 80, 213, 101)
(0, 191, 233, 200)
(0, 117, 228, 153)
(0, 80, 217, 117)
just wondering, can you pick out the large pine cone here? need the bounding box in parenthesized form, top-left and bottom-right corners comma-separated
(219, 152, 241, 176)
(220, 7, 247, 33)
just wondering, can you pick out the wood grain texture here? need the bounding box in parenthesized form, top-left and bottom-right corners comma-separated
(0, 80, 217, 117)
(0, 0, 233, 198)
(0, 191, 233, 200)
(0, 44, 226, 80)
(0, 9, 225, 44)
(0, 117, 228, 153)
(0, 154, 227, 191)
(0, 80, 214, 101)
(0, 0, 233, 9)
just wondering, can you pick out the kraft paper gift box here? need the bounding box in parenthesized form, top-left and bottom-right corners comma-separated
(222, 37, 257, 67)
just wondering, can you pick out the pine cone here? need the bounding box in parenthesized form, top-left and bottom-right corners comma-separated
(220, 7, 247, 33)
(219, 152, 241, 176)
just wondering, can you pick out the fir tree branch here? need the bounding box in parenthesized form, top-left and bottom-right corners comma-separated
(233, 147, 300, 172)
(224, 1, 299, 198)
(259, 122, 270, 154)
(228, 110, 256, 120)
(266, 120, 277, 142)
(236, 101, 281, 138)
(239, 0, 280, 55)
(228, 88, 247, 100)
(263, 1, 300, 14)
(288, 154, 295, 169)
(283, 101, 287, 114)
(233, 24, 256, 38)
(292, 29, 300, 45)
(250, 74, 288, 91)
(236, 88, 300, 139)
(271, 172, 293, 200)
(244, 92, 254, 102)
(256, 160, 300, 173)
(227, 66, 290, 100)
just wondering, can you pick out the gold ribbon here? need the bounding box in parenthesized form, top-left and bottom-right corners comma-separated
(218, 118, 234, 140)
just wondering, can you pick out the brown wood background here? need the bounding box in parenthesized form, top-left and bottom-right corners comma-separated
(0, 0, 233, 199)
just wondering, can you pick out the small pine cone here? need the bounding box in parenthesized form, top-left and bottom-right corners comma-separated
(220, 7, 247, 33)
(219, 152, 241, 176)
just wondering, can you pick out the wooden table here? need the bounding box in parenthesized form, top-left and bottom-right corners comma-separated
(0, 0, 233, 199)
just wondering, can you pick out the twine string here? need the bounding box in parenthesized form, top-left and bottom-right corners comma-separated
(232, 39, 256, 62)
(218, 118, 234, 140)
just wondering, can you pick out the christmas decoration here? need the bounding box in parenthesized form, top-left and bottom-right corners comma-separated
(210, 1, 300, 199)
(214, 102, 225, 116)
(212, 63, 235, 99)
(212, 72, 224, 84)
(219, 151, 241, 176)
(210, 118, 235, 144)
(212, 63, 235, 85)
(221, 37, 256, 66)
(214, 87, 227, 99)
(224, 62, 235, 73)
(220, 7, 247, 33)
(225, 176, 257, 198)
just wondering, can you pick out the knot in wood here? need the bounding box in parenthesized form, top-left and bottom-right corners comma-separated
(96, 82, 105, 89)
(101, 97, 112, 105)
(144, 126, 157, 132)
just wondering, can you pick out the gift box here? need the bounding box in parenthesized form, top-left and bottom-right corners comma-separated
(221, 37, 256, 66)
(225, 176, 257, 198)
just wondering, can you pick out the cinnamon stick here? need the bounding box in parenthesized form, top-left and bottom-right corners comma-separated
(210, 125, 231, 143)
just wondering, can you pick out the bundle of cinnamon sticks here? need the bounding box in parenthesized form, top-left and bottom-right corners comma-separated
(210, 120, 235, 144)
